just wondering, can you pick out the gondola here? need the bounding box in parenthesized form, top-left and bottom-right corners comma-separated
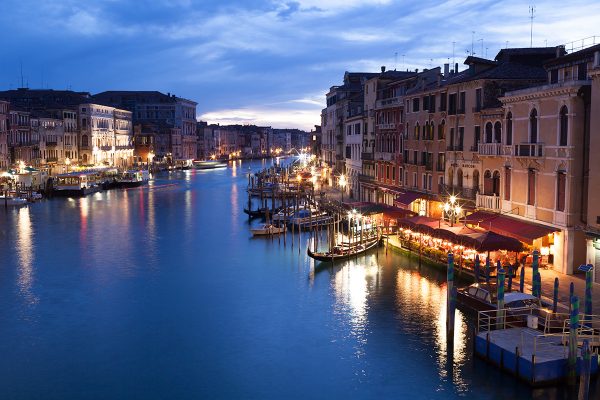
(243, 207, 269, 218)
(307, 236, 381, 262)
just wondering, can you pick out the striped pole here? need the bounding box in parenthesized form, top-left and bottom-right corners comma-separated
(552, 277, 559, 313)
(497, 268, 505, 329)
(585, 266, 593, 317)
(532, 250, 540, 297)
(520, 263, 525, 293)
(534, 272, 542, 299)
(485, 257, 490, 285)
(447, 253, 455, 344)
(474, 254, 480, 283)
(569, 282, 574, 314)
(507, 265, 513, 292)
(578, 339, 591, 400)
(568, 296, 579, 386)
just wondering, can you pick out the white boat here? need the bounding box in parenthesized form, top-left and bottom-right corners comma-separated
(0, 195, 28, 206)
(114, 170, 150, 188)
(272, 205, 313, 222)
(251, 224, 287, 236)
(289, 209, 332, 229)
(52, 171, 102, 197)
(193, 160, 228, 170)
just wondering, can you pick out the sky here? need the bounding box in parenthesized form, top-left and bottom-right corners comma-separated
(1, 0, 599, 130)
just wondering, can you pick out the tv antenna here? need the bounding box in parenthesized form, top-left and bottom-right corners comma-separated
(529, 5, 536, 47)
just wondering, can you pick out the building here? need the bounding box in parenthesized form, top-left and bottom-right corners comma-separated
(0, 101, 9, 170)
(8, 109, 34, 166)
(91, 91, 197, 163)
(78, 103, 134, 167)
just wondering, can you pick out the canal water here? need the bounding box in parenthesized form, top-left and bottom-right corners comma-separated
(0, 159, 597, 399)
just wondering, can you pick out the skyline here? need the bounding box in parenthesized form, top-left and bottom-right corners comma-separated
(1, 0, 599, 130)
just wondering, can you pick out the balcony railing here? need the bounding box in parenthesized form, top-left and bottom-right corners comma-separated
(375, 97, 401, 109)
(46, 157, 58, 163)
(478, 142, 503, 156)
(438, 184, 476, 200)
(361, 152, 374, 161)
(100, 145, 113, 151)
(515, 143, 544, 157)
(358, 174, 374, 182)
(45, 141, 58, 146)
(476, 193, 501, 211)
(446, 145, 464, 151)
(377, 123, 396, 130)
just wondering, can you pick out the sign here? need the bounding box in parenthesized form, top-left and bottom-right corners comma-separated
(578, 264, 593, 272)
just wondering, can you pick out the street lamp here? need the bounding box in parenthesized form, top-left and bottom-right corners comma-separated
(444, 195, 462, 226)
(65, 157, 71, 173)
(339, 174, 347, 203)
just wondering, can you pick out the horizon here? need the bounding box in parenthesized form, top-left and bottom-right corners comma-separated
(1, 0, 599, 130)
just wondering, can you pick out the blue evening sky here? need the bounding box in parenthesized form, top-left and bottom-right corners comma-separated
(1, 0, 599, 129)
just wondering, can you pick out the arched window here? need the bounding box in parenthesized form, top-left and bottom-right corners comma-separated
(473, 169, 480, 192)
(438, 120, 445, 140)
(425, 122, 429, 140)
(492, 171, 500, 196)
(559, 106, 568, 146)
(485, 122, 493, 143)
(484, 170, 492, 195)
(494, 121, 502, 143)
(530, 109, 538, 143)
(414, 123, 420, 140)
(448, 167, 454, 188)
(430, 122, 435, 140)
(457, 168, 463, 189)
(504, 167, 511, 201)
(81, 134, 88, 147)
(506, 112, 513, 145)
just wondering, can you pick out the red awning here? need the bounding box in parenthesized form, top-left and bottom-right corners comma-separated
(394, 191, 423, 207)
(463, 210, 559, 245)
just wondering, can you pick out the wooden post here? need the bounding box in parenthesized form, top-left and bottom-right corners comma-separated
(497, 268, 505, 329)
(569, 282, 575, 314)
(519, 262, 525, 292)
(552, 277, 559, 313)
(507, 266, 513, 292)
(578, 339, 591, 400)
(447, 253, 456, 346)
(585, 268, 593, 317)
(568, 296, 579, 386)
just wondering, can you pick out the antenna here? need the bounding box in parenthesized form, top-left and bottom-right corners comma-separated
(394, 52, 398, 70)
(478, 38, 483, 58)
(505, 41, 509, 49)
(452, 42, 455, 66)
(529, 5, 535, 47)
(471, 31, 475, 55)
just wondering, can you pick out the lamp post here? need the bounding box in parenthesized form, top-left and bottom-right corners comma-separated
(339, 174, 347, 203)
(65, 157, 71, 173)
(444, 195, 462, 227)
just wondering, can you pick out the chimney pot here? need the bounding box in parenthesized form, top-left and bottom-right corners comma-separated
(381, 66, 386, 73)
(594, 51, 600, 68)
(455, 63, 459, 74)
(444, 63, 450, 77)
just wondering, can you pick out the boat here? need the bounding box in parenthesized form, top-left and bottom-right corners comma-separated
(114, 170, 150, 188)
(457, 283, 544, 313)
(0, 195, 28, 206)
(243, 207, 270, 218)
(52, 171, 102, 197)
(193, 160, 228, 170)
(272, 205, 312, 222)
(288, 208, 332, 229)
(251, 224, 287, 236)
(307, 236, 381, 262)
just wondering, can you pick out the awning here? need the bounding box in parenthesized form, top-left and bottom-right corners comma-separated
(394, 191, 423, 207)
(463, 210, 559, 245)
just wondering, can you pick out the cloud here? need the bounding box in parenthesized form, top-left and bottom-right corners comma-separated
(201, 105, 322, 130)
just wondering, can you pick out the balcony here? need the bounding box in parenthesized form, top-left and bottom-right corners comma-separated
(515, 143, 544, 157)
(46, 141, 58, 147)
(115, 145, 133, 150)
(375, 97, 401, 109)
(438, 184, 476, 200)
(361, 152, 374, 161)
(376, 123, 396, 130)
(476, 193, 501, 211)
(358, 174, 374, 182)
(46, 157, 58, 163)
(446, 145, 464, 151)
(478, 142, 503, 156)
(100, 145, 113, 151)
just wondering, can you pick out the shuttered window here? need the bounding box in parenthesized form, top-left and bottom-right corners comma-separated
(557, 172, 566, 211)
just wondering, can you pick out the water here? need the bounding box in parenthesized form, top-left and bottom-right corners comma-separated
(0, 159, 596, 399)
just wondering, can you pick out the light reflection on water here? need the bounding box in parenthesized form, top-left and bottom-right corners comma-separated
(16, 206, 36, 305)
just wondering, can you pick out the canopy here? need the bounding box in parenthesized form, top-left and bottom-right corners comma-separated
(460, 230, 524, 252)
(463, 211, 558, 245)
(394, 191, 423, 207)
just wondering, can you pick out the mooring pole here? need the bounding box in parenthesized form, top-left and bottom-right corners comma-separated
(568, 295, 579, 386)
(497, 268, 505, 329)
(447, 253, 456, 346)
(578, 339, 591, 400)
(519, 262, 525, 293)
(552, 277, 559, 314)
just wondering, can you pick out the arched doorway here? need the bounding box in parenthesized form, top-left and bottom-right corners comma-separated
(492, 170, 501, 196)
(473, 170, 480, 193)
(448, 167, 454, 189)
(457, 168, 463, 189)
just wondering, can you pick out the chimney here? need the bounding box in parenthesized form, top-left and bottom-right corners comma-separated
(556, 45, 566, 58)
(595, 51, 600, 68)
(381, 66, 386, 73)
(444, 63, 450, 77)
(455, 63, 459, 74)
(415, 68, 419, 73)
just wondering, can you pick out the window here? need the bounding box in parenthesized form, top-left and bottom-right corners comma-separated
(412, 98, 420, 112)
(428, 174, 432, 191)
(392, 166, 395, 181)
(506, 112, 513, 145)
(422, 174, 427, 190)
(386, 165, 390, 179)
(437, 152, 445, 171)
(458, 127, 464, 150)
(448, 93, 457, 115)
(347, 125, 352, 135)
(449, 127, 455, 148)
(556, 172, 566, 211)
(429, 94, 436, 112)
(474, 126, 481, 149)
(459, 92, 466, 113)
(414, 123, 420, 140)
(485, 122, 493, 143)
(578, 63, 587, 80)
(483, 170, 492, 195)
(440, 93, 447, 112)
(559, 106, 568, 146)
(504, 167, 511, 201)
(530, 109, 538, 143)
(346, 145, 351, 158)
(81, 135, 88, 147)
(473, 169, 480, 192)
(494, 121, 502, 143)
(492, 171, 500, 196)
(423, 96, 429, 112)
(475, 88, 482, 111)
(550, 69, 558, 84)
(527, 169, 536, 205)
(430, 122, 435, 140)
(438, 120, 445, 140)
(355, 123, 361, 135)
(413, 150, 418, 164)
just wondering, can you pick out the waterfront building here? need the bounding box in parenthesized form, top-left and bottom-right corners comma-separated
(344, 101, 364, 199)
(0, 101, 9, 171)
(91, 91, 197, 163)
(8, 109, 35, 166)
(78, 103, 134, 167)
(586, 46, 600, 283)
(33, 114, 65, 174)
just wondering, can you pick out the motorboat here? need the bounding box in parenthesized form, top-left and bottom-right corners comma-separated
(52, 171, 102, 197)
(193, 160, 228, 170)
(251, 224, 287, 236)
(288, 208, 332, 229)
(114, 170, 150, 188)
(0, 195, 28, 206)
